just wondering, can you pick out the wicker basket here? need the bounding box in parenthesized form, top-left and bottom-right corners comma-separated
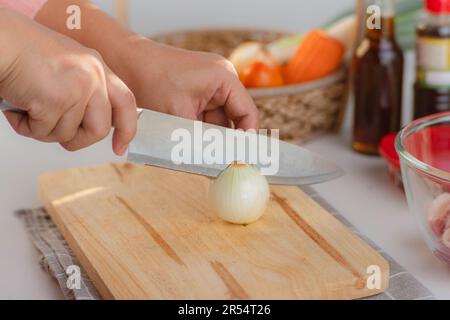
(152, 29, 348, 141)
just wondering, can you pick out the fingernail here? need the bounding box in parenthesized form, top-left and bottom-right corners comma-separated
(118, 144, 129, 156)
(114, 144, 128, 156)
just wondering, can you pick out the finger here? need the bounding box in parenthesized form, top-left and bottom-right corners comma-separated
(4, 105, 83, 143)
(197, 112, 205, 122)
(4, 110, 64, 143)
(2, 111, 33, 138)
(106, 71, 138, 156)
(4, 104, 62, 140)
(203, 107, 231, 127)
(212, 78, 259, 130)
(143, 98, 198, 122)
(49, 100, 87, 143)
(61, 85, 112, 152)
(170, 101, 199, 121)
(26, 98, 69, 139)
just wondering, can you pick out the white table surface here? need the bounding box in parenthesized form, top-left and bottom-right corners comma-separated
(1, 113, 449, 300)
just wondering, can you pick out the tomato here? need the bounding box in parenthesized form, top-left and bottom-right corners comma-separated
(240, 61, 284, 88)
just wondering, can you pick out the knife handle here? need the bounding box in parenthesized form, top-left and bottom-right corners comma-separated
(0, 99, 27, 114)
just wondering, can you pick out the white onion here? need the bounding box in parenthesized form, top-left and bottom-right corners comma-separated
(228, 41, 275, 76)
(209, 161, 270, 225)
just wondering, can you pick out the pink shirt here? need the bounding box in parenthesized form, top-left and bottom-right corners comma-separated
(0, 0, 47, 18)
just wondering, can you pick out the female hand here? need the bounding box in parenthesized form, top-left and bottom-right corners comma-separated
(117, 38, 259, 130)
(0, 8, 137, 155)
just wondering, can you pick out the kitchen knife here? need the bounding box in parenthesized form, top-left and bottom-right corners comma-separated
(128, 109, 343, 185)
(0, 100, 343, 185)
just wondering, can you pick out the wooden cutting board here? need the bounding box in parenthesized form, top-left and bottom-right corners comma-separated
(39, 163, 389, 300)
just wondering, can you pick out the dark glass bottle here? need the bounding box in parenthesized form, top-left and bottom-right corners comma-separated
(352, 0, 404, 155)
(414, 0, 450, 119)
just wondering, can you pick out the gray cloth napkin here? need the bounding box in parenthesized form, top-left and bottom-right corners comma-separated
(17, 186, 435, 300)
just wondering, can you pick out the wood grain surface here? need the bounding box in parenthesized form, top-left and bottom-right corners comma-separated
(39, 163, 389, 300)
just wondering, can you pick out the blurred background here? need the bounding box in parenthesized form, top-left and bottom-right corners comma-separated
(92, 0, 354, 35)
(88, 0, 414, 126)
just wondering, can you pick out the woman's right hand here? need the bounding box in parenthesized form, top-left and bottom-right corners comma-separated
(0, 8, 137, 155)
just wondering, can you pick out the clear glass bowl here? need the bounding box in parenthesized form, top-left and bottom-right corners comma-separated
(396, 112, 450, 265)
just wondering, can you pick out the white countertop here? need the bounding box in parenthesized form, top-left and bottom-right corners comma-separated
(1, 113, 449, 300)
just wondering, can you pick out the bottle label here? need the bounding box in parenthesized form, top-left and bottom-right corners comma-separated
(417, 36, 450, 88)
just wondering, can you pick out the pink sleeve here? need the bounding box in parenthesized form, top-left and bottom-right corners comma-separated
(0, 0, 48, 18)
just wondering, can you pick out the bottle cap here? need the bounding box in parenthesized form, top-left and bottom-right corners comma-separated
(426, 0, 450, 14)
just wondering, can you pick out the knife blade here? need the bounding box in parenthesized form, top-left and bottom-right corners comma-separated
(128, 109, 343, 185)
(0, 100, 343, 185)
